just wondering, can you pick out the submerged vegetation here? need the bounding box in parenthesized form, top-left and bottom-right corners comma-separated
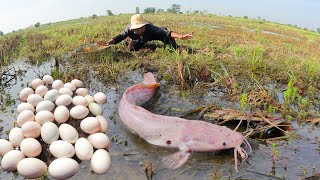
(1, 13, 320, 121)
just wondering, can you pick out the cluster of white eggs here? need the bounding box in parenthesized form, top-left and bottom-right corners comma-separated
(0, 75, 111, 179)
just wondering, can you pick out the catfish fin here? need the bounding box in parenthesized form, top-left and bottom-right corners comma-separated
(162, 151, 191, 169)
(143, 72, 157, 84)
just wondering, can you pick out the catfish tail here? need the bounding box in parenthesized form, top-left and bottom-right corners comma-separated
(124, 73, 159, 106)
(143, 72, 157, 85)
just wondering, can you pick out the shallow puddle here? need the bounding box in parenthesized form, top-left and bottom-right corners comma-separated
(0, 59, 319, 179)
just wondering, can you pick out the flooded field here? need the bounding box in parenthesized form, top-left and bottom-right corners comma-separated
(0, 59, 320, 180)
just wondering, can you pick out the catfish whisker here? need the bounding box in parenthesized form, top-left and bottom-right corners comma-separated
(244, 138, 252, 154)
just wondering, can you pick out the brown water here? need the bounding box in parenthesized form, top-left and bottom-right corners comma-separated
(0, 59, 319, 180)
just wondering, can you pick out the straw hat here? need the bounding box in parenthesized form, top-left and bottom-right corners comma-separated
(130, 14, 148, 30)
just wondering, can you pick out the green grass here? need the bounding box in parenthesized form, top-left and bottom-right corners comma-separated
(1, 13, 320, 119)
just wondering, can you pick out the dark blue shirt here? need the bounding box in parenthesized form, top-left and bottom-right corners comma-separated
(113, 24, 172, 45)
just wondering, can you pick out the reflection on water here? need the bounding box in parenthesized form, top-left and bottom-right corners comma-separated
(0, 59, 319, 179)
(246, 28, 300, 40)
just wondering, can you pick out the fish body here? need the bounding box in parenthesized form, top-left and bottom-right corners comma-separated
(118, 73, 251, 171)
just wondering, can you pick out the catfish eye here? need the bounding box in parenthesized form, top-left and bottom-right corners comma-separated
(222, 142, 226, 146)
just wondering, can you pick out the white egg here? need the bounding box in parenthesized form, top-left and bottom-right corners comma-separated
(72, 96, 88, 106)
(35, 110, 54, 125)
(71, 79, 84, 88)
(17, 158, 47, 179)
(1, 150, 25, 171)
(44, 89, 60, 102)
(70, 105, 89, 119)
(64, 82, 76, 91)
(21, 121, 41, 138)
(59, 124, 79, 144)
(20, 138, 42, 157)
(42, 75, 54, 85)
(49, 158, 79, 180)
(80, 117, 101, 134)
(55, 94, 72, 106)
(94, 92, 107, 104)
(59, 87, 73, 96)
(17, 102, 35, 114)
(19, 87, 34, 102)
(41, 122, 59, 144)
(89, 102, 103, 116)
(96, 116, 109, 133)
(76, 88, 89, 96)
(54, 106, 70, 124)
(85, 95, 95, 104)
(0, 139, 14, 157)
(36, 100, 55, 112)
(52, 80, 64, 90)
(31, 78, 44, 90)
(9, 127, 25, 147)
(17, 110, 34, 127)
(91, 149, 111, 174)
(49, 140, 75, 158)
(88, 133, 110, 150)
(27, 94, 43, 107)
(75, 138, 93, 160)
(35, 85, 48, 97)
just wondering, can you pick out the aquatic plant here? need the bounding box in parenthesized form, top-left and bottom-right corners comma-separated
(283, 73, 299, 106)
(240, 93, 247, 111)
(272, 143, 279, 161)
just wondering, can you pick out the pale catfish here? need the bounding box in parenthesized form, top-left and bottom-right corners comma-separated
(118, 72, 251, 171)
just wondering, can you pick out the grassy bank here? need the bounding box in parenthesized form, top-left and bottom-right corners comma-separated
(1, 13, 320, 120)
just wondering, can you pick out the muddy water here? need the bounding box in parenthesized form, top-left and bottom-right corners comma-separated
(0, 60, 320, 180)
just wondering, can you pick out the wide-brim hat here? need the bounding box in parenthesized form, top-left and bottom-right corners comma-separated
(130, 14, 148, 30)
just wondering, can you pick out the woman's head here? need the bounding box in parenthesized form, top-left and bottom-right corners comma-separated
(132, 26, 146, 35)
(130, 14, 148, 34)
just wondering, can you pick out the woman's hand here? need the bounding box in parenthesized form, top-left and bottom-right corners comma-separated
(171, 32, 193, 40)
(179, 34, 193, 40)
(96, 41, 109, 47)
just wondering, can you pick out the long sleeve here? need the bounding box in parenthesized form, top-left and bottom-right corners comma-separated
(113, 26, 130, 44)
